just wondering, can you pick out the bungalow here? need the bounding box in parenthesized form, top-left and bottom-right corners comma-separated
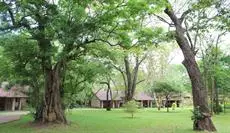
(91, 90, 154, 108)
(161, 93, 193, 107)
(0, 88, 28, 111)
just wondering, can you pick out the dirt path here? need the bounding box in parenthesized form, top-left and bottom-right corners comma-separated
(0, 111, 29, 124)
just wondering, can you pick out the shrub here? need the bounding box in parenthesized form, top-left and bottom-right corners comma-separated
(213, 104, 223, 113)
(172, 102, 176, 110)
(124, 100, 138, 118)
(191, 106, 204, 121)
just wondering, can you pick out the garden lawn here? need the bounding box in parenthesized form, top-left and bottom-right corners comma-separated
(0, 108, 229, 133)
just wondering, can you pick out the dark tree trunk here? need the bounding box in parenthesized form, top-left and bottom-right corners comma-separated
(36, 65, 67, 123)
(210, 77, 214, 115)
(164, 8, 216, 132)
(165, 95, 169, 112)
(214, 77, 220, 114)
(124, 56, 143, 102)
(124, 56, 133, 102)
(34, 38, 67, 124)
(106, 83, 112, 111)
(101, 80, 113, 111)
(114, 55, 145, 103)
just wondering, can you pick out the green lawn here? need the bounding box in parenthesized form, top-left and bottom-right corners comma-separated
(0, 108, 229, 133)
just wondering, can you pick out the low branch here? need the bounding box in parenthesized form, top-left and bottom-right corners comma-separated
(152, 14, 174, 26)
(100, 81, 109, 85)
(112, 64, 127, 90)
(137, 54, 147, 66)
(136, 79, 145, 85)
(179, 9, 192, 24)
(95, 38, 122, 47)
(215, 31, 227, 46)
(112, 64, 125, 73)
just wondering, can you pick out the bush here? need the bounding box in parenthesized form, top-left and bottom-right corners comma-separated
(213, 104, 223, 113)
(191, 106, 204, 121)
(124, 100, 138, 118)
(172, 102, 176, 110)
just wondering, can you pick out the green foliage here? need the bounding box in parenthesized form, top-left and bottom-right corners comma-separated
(0, 35, 44, 111)
(152, 81, 179, 94)
(165, 64, 191, 92)
(124, 100, 138, 118)
(213, 104, 223, 113)
(172, 102, 176, 110)
(216, 56, 230, 93)
(191, 106, 204, 121)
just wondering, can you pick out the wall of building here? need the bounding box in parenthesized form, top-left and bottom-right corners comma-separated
(4, 98, 13, 110)
(91, 96, 101, 108)
(20, 98, 27, 109)
(181, 97, 193, 107)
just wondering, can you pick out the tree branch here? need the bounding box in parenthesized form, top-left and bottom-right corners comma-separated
(179, 9, 192, 24)
(136, 79, 145, 85)
(95, 38, 122, 47)
(100, 81, 109, 86)
(137, 54, 147, 66)
(152, 13, 174, 26)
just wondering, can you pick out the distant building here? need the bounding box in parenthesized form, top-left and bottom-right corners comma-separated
(90, 90, 154, 108)
(161, 93, 193, 107)
(0, 87, 28, 111)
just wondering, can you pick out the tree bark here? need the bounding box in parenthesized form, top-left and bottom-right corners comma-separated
(165, 95, 169, 112)
(214, 77, 219, 114)
(106, 81, 112, 111)
(164, 8, 216, 131)
(124, 56, 133, 101)
(124, 55, 144, 102)
(210, 76, 214, 115)
(35, 64, 67, 124)
(153, 93, 161, 110)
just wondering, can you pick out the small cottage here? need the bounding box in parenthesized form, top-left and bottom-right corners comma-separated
(91, 90, 154, 108)
(133, 92, 153, 107)
(0, 88, 28, 111)
(161, 93, 193, 107)
(91, 90, 123, 108)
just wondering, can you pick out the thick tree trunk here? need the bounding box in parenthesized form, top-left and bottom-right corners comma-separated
(36, 66, 67, 123)
(164, 8, 216, 131)
(124, 56, 142, 102)
(124, 56, 133, 102)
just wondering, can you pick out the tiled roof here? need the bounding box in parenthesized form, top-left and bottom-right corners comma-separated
(95, 90, 123, 101)
(0, 88, 28, 98)
(133, 92, 154, 100)
(94, 90, 154, 101)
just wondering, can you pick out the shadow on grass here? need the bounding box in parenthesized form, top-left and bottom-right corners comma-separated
(121, 116, 141, 119)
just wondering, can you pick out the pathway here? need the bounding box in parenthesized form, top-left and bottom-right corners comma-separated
(0, 111, 29, 124)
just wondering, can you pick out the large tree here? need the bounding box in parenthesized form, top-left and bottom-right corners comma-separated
(0, 0, 165, 123)
(162, 1, 217, 131)
(0, 0, 130, 123)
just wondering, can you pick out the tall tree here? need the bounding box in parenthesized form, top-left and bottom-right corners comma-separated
(160, 1, 217, 131)
(0, 0, 131, 123)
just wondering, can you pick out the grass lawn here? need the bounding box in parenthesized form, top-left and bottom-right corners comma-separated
(0, 108, 229, 133)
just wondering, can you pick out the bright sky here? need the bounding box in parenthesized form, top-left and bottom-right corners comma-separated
(169, 48, 184, 64)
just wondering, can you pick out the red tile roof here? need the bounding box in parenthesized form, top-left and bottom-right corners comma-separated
(0, 88, 28, 98)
